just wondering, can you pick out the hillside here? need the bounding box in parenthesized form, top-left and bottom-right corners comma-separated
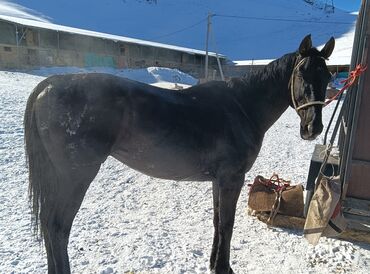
(0, 0, 357, 62)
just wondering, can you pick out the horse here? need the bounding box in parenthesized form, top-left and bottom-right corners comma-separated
(24, 34, 334, 274)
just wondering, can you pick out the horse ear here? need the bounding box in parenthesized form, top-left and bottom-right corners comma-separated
(320, 37, 335, 59)
(299, 34, 312, 56)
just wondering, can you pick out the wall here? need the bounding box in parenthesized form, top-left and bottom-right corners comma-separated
(0, 20, 224, 79)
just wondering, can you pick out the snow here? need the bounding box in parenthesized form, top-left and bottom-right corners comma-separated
(234, 29, 356, 67)
(0, 0, 49, 22)
(1, 68, 370, 273)
(0, 13, 223, 58)
(0, 0, 358, 62)
(234, 59, 274, 66)
(29, 66, 198, 87)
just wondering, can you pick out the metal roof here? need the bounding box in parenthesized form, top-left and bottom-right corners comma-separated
(0, 14, 226, 58)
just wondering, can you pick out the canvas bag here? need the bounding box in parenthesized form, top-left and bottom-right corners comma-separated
(248, 175, 304, 219)
(304, 176, 347, 245)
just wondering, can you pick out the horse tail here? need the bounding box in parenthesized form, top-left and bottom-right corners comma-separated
(24, 81, 56, 238)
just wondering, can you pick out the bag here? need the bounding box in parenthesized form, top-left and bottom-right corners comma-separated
(248, 174, 304, 221)
(304, 176, 347, 245)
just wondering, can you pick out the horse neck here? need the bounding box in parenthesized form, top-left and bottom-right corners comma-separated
(237, 53, 297, 134)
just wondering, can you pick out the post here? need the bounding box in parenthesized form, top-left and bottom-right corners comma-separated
(15, 24, 19, 68)
(216, 53, 225, 81)
(205, 13, 212, 81)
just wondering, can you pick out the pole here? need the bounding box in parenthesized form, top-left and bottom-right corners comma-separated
(216, 53, 225, 81)
(205, 13, 212, 81)
(15, 24, 19, 68)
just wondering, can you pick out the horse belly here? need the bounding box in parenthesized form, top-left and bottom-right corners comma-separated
(110, 142, 210, 181)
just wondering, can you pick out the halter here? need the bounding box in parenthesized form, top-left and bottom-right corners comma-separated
(290, 57, 326, 112)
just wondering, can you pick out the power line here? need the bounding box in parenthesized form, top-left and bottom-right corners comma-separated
(213, 13, 353, 25)
(150, 18, 207, 40)
(150, 12, 353, 42)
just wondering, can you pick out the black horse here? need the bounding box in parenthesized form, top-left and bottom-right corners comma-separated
(24, 35, 334, 274)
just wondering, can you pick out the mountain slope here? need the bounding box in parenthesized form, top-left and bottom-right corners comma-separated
(1, 0, 357, 61)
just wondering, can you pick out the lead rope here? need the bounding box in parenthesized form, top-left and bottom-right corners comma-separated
(316, 63, 367, 182)
(312, 63, 367, 208)
(325, 64, 367, 105)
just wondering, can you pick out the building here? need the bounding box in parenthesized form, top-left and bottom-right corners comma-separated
(0, 15, 227, 79)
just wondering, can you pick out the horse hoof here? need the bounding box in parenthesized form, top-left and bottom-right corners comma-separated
(211, 267, 235, 274)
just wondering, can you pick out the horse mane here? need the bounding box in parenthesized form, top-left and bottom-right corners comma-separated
(237, 47, 323, 89)
(244, 53, 296, 83)
(226, 52, 297, 97)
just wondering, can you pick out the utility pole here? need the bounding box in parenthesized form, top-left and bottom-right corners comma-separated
(204, 13, 213, 81)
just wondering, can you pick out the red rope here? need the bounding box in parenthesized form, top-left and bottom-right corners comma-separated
(325, 64, 368, 106)
(256, 174, 291, 192)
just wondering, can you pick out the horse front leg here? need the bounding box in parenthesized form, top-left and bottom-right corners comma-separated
(211, 175, 244, 274)
(210, 181, 220, 270)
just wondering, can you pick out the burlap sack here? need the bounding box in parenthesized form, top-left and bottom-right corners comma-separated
(248, 175, 304, 218)
(304, 176, 347, 245)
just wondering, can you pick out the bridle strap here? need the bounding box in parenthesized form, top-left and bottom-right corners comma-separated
(290, 56, 326, 112)
(295, 101, 326, 111)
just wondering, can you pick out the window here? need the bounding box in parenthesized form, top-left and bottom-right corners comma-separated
(120, 45, 126, 55)
(39, 30, 58, 48)
(0, 22, 16, 45)
(58, 32, 76, 50)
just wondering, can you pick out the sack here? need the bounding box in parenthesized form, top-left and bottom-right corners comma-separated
(304, 176, 347, 245)
(248, 174, 304, 220)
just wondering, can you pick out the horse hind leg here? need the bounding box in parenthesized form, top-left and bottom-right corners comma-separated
(27, 139, 100, 274)
(42, 164, 101, 274)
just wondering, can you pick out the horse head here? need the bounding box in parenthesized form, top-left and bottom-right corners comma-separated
(290, 34, 335, 140)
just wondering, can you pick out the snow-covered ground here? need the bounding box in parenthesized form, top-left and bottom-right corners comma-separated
(29, 66, 198, 88)
(1, 68, 370, 274)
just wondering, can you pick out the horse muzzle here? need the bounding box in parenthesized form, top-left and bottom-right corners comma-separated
(300, 121, 323, 140)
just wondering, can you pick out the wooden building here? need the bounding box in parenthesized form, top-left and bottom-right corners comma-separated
(305, 0, 370, 239)
(339, 0, 370, 231)
(0, 15, 226, 79)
